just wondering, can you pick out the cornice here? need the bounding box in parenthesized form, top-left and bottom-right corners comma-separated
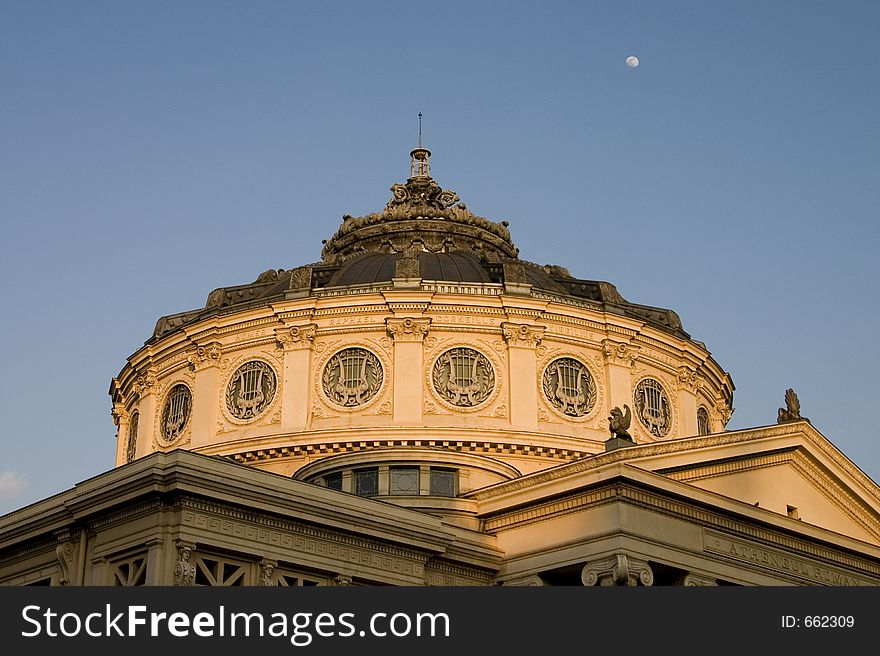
(466, 422, 880, 503)
(227, 438, 586, 466)
(482, 480, 880, 579)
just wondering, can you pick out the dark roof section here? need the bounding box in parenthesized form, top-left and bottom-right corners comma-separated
(150, 255, 687, 342)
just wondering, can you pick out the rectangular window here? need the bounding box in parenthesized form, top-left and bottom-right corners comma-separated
(429, 468, 457, 497)
(325, 472, 342, 491)
(354, 468, 378, 496)
(390, 467, 420, 495)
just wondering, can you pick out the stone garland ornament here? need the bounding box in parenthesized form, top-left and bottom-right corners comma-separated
(226, 361, 277, 420)
(161, 384, 192, 442)
(322, 348, 383, 408)
(432, 347, 495, 408)
(633, 378, 671, 437)
(542, 358, 597, 417)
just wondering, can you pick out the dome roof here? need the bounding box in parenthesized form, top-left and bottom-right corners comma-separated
(149, 148, 688, 342)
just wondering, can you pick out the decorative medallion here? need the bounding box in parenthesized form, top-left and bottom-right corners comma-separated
(431, 347, 495, 408)
(322, 348, 383, 408)
(634, 378, 671, 437)
(226, 360, 277, 420)
(161, 384, 192, 442)
(542, 358, 597, 417)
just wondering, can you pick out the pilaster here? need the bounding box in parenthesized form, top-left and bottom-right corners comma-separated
(602, 340, 639, 425)
(502, 322, 545, 429)
(386, 317, 430, 424)
(132, 368, 158, 459)
(276, 324, 317, 431)
(188, 342, 222, 448)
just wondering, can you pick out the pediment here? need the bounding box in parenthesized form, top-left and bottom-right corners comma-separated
(640, 429, 880, 544)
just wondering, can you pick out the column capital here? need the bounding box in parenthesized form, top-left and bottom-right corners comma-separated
(186, 342, 222, 371)
(602, 339, 640, 368)
(276, 324, 318, 350)
(581, 553, 654, 586)
(386, 317, 431, 342)
(501, 322, 544, 348)
(133, 368, 158, 396)
(111, 402, 129, 426)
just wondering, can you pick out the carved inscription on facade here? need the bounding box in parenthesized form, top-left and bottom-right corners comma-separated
(704, 530, 869, 585)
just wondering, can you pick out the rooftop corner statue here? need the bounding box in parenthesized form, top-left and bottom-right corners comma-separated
(6, 136, 878, 589)
(777, 387, 809, 424)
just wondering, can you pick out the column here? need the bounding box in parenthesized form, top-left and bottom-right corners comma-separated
(276, 324, 317, 432)
(502, 322, 545, 429)
(386, 317, 430, 424)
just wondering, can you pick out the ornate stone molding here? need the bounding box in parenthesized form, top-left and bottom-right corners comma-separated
(386, 317, 431, 342)
(602, 340, 639, 368)
(174, 540, 196, 586)
(581, 554, 654, 586)
(187, 343, 222, 371)
(501, 322, 545, 348)
(276, 324, 318, 350)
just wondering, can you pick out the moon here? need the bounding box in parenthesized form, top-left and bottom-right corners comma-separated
(626, 56, 639, 68)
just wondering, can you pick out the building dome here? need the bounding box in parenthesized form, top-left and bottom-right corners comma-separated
(110, 145, 734, 524)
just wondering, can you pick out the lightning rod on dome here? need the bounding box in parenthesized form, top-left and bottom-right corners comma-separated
(411, 111, 431, 178)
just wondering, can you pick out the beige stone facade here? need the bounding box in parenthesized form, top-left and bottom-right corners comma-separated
(2, 147, 878, 586)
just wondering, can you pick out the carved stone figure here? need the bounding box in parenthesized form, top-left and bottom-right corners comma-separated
(608, 405, 632, 440)
(777, 388, 808, 423)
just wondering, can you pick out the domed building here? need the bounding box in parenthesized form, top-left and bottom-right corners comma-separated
(2, 145, 880, 587)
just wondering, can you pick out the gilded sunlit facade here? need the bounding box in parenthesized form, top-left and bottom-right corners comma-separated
(2, 146, 879, 586)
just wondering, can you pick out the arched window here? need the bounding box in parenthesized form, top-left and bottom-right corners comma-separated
(126, 412, 139, 463)
(697, 407, 710, 436)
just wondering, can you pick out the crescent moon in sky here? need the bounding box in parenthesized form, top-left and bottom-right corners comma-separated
(626, 56, 639, 68)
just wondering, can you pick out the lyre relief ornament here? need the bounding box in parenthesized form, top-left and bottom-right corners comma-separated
(322, 348, 383, 408)
(542, 358, 597, 417)
(226, 361, 277, 420)
(432, 347, 495, 408)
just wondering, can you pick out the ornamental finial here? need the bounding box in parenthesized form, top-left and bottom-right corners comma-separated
(411, 112, 431, 178)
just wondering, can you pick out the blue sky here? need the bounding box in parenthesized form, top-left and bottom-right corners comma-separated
(1, 1, 879, 514)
